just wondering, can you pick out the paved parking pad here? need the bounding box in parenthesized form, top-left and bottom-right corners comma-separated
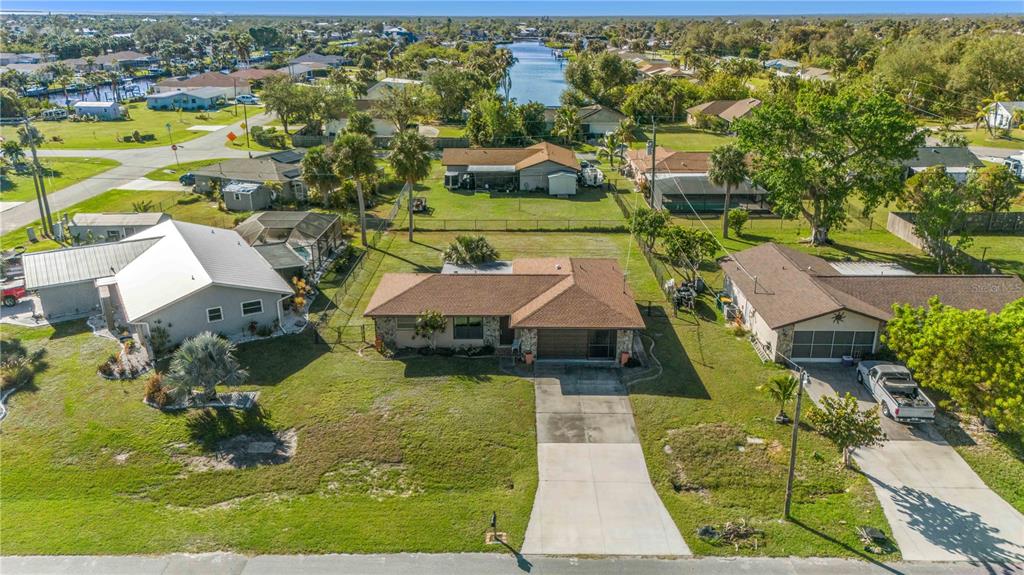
(522, 366, 690, 556)
(805, 365, 1024, 563)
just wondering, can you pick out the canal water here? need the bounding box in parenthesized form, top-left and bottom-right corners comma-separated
(505, 41, 567, 107)
(41, 78, 156, 106)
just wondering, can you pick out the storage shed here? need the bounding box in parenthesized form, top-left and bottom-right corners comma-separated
(73, 101, 123, 120)
(547, 172, 577, 196)
(223, 182, 272, 212)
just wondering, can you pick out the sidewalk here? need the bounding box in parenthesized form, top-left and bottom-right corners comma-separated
(2, 553, 1016, 575)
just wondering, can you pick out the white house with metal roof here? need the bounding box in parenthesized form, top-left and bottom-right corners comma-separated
(23, 238, 160, 320)
(110, 220, 294, 345)
(23, 221, 294, 345)
(68, 212, 171, 244)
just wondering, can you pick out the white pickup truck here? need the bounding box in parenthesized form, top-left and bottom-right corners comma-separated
(856, 362, 935, 423)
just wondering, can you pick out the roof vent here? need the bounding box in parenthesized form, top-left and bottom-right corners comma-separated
(555, 264, 561, 270)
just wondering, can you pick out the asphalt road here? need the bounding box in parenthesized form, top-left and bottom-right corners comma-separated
(1, 111, 274, 235)
(3, 553, 1018, 575)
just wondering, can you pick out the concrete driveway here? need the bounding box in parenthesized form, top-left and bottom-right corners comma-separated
(522, 365, 689, 556)
(804, 365, 1024, 562)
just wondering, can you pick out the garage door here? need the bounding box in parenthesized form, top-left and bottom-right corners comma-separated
(537, 329, 589, 359)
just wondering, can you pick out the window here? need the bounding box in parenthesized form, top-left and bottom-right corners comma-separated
(397, 317, 417, 330)
(207, 307, 223, 322)
(453, 316, 483, 340)
(106, 230, 122, 241)
(234, 193, 241, 201)
(241, 300, 263, 316)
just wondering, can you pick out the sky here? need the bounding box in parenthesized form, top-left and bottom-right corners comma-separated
(2, 0, 1022, 17)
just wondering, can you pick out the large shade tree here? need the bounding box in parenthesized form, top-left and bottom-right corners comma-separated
(901, 166, 974, 274)
(735, 83, 921, 245)
(883, 297, 1024, 432)
(389, 130, 433, 241)
(332, 133, 378, 246)
(967, 164, 1020, 231)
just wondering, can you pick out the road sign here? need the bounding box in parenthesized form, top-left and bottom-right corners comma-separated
(171, 144, 178, 151)
(226, 131, 238, 141)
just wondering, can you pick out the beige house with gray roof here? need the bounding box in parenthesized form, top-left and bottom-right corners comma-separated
(720, 243, 1024, 363)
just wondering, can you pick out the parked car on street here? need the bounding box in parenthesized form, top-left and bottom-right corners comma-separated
(178, 172, 196, 186)
(236, 94, 260, 105)
(856, 361, 935, 423)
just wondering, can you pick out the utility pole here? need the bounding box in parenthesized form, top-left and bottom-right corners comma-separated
(784, 369, 809, 519)
(23, 116, 54, 236)
(242, 102, 252, 158)
(648, 115, 657, 211)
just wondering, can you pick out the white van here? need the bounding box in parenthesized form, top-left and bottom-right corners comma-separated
(40, 108, 68, 121)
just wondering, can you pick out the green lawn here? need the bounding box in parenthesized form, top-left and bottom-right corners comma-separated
(144, 159, 230, 181)
(955, 233, 1024, 278)
(0, 103, 246, 150)
(631, 124, 735, 152)
(1, 189, 245, 253)
(432, 124, 467, 138)
(0, 322, 537, 554)
(404, 163, 626, 229)
(315, 229, 897, 559)
(1, 158, 119, 202)
(960, 127, 1024, 150)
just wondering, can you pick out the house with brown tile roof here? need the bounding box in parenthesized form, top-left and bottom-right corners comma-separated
(365, 258, 644, 362)
(624, 148, 766, 213)
(442, 142, 581, 195)
(228, 68, 286, 82)
(686, 98, 761, 127)
(155, 72, 252, 99)
(720, 243, 1024, 363)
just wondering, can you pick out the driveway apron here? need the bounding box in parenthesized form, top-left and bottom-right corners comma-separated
(522, 365, 690, 556)
(804, 365, 1024, 563)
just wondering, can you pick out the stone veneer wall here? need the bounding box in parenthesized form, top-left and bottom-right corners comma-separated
(376, 317, 398, 347)
(616, 329, 634, 357)
(518, 328, 537, 354)
(482, 316, 500, 347)
(774, 325, 793, 363)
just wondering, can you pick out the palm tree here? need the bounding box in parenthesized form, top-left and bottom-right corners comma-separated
(757, 375, 799, 423)
(389, 130, 433, 241)
(494, 48, 518, 102)
(596, 131, 623, 169)
(1, 140, 25, 166)
(332, 133, 378, 246)
(553, 105, 581, 148)
(977, 91, 1008, 136)
(708, 144, 749, 239)
(164, 332, 248, 404)
(442, 235, 499, 265)
(301, 145, 340, 207)
(615, 117, 638, 146)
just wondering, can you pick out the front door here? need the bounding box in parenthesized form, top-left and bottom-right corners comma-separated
(499, 316, 514, 345)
